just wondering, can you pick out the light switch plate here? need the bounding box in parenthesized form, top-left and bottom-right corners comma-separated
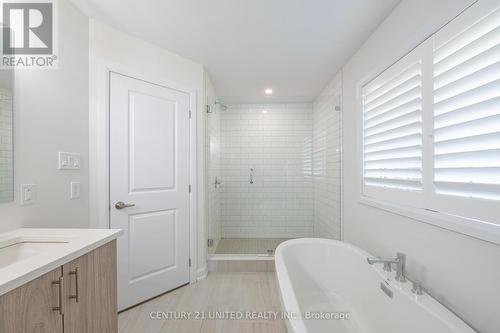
(70, 181, 81, 199)
(20, 184, 36, 205)
(58, 152, 81, 170)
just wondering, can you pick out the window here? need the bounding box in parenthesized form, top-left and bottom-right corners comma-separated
(361, 1, 500, 240)
(432, 3, 500, 202)
(363, 60, 423, 191)
(362, 47, 425, 208)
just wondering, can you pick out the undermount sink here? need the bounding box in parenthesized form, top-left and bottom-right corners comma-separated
(0, 237, 68, 268)
(0, 228, 122, 297)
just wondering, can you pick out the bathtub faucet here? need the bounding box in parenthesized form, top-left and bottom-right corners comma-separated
(367, 252, 407, 282)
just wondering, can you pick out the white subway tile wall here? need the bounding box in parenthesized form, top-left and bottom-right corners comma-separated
(0, 88, 13, 203)
(219, 104, 314, 238)
(206, 103, 223, 253)
(312, 74, 342, 239)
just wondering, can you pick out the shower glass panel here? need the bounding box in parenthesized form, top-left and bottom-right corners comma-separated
(206, 96, 222, 255)
(206, 99, 342, 256)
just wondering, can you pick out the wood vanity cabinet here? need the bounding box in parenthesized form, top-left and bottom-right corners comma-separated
(0, 267, 63, 333)
(0, 240, 117, 333)
(63, 240, 117, 333)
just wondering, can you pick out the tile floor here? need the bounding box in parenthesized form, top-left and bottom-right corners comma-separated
(118, 272, 286, 333)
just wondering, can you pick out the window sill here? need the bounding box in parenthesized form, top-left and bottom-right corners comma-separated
(359, 196, 500, 246)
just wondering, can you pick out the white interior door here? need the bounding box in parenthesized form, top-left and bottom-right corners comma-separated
(109, 72, 191, 311)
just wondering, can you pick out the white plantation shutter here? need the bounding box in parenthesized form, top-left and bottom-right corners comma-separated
(362, 46, 425, 204)
(361, 1, 500, 237)
(433, 5, 500, 201)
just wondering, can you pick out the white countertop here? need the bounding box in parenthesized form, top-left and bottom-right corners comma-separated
(0, 228, 123, 296)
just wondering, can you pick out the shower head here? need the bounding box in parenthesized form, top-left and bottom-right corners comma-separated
(215, 100, 228, 111)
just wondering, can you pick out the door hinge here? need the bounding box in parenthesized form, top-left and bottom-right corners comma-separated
(189, 258, 192, 267)
(189, 184, 192, 193)
(189, 110, 192, 118)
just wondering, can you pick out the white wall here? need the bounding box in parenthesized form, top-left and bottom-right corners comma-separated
(0, 0, 89, 233)
(340, 0, 500, 332)
(219, 103, 314, 238)
(88, 20, 208, 276)
(312, 73, 342, 240)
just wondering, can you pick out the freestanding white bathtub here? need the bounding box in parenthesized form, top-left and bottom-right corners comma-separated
(275, 238, 476, 333)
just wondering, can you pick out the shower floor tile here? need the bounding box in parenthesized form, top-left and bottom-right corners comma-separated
(214, 238, 290, 255)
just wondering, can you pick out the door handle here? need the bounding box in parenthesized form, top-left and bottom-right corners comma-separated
(115, 201, 135, 210)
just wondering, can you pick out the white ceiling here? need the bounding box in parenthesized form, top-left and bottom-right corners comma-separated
(72, 0, 400, 103)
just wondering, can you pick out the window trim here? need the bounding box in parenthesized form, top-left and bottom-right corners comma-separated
(360, 195, 500, 246)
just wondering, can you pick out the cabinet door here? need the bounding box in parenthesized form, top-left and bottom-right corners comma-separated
(0, 267, 64, 333)
(63, 240, 118, 333)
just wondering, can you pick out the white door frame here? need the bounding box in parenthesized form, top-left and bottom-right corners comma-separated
(89, 60, 198, 284)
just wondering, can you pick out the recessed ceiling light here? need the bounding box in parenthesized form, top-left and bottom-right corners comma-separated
(262, 110, 268, 114)
(265, 88, 273, 95)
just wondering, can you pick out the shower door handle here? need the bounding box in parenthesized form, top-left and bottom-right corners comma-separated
(215, 177, 222, 189)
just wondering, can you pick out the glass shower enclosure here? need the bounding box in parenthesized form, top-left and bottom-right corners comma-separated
(206, 95, 342, 256)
